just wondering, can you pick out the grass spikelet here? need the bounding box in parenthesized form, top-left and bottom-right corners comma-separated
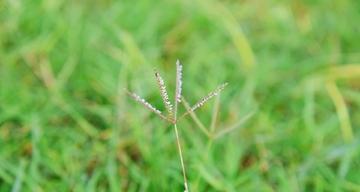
(174, 59, 183, 121)
(155, 70, 174, 119)
(124, 89, 169, 122)
(175, 59, 183, 104)
(181, 83, 228, 118)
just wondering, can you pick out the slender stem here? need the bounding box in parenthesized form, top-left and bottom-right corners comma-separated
(174, 123, 189, 192)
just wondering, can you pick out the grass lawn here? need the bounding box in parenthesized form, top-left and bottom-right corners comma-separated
(1, 0, 360, 191)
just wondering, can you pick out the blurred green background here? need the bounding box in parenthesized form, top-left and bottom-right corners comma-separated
(1, 0, 360, 191)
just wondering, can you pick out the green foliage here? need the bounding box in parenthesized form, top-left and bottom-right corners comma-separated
(1, 0, 360, 191)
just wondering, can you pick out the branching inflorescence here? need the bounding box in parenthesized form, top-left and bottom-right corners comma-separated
(125, 60, 227, 192)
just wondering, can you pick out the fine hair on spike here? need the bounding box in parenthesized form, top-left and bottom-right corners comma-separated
(175, 60, 183, 103)
(174, 59, 183, 120)
(180, 82, 228, 119)
(155, 70, 174, 118)
(124, 89, 169, 122)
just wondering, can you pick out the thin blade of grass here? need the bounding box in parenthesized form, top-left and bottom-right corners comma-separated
(196, 0, 255, 70)
(210, 94, 221, 134)
(11, 161, 26, 192)
(55, 98, 99, 137)
(325, 81, 353, 143)
(25, 56, 98, 137)
(56, 57, 78, 91)
(214, 111, 255, 139)
(197, 163, 226, 190)
(327, 64, 360, 80)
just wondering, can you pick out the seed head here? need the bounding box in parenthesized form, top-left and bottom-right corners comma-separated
(155, 71, 174, 118)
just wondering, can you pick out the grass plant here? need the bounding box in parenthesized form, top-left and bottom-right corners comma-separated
(126, 60, 227, 191)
